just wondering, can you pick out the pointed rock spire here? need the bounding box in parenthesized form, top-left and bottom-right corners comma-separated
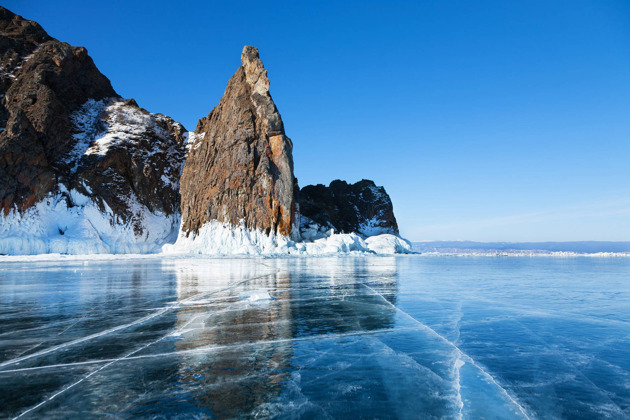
(179, 46, 298, 237)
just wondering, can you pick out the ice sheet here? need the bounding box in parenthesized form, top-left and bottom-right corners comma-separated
(1, 256, 629, 419)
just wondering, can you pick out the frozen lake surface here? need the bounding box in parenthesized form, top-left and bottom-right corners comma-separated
(1, 256, 629, 419)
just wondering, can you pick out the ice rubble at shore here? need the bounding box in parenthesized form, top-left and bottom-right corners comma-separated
(0, 191, 412, 256)
(163, 220, 412, 256)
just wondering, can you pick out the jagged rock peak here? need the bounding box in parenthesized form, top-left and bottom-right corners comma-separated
(179, 45, 297, 238)
(241, 46, 269, 93)
(240, 45, 284, 136)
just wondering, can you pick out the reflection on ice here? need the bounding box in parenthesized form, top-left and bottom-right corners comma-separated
(0, 256, 629, 419)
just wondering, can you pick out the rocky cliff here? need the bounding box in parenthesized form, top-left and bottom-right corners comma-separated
(0, 7, 186, 253)
(179, 46, 297, 239)
(0, 6, 116, 213)
(298, 179, 399, 238)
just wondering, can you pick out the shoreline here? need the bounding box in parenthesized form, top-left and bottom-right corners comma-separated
(1, 251, 630, 262)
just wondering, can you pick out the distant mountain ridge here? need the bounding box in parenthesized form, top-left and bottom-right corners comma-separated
(413, 241, 630, 254)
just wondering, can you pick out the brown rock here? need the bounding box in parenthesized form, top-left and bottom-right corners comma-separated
(180, 46, 298, 237)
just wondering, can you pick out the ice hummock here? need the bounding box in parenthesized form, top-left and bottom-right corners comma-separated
(163, 220, 413, 256)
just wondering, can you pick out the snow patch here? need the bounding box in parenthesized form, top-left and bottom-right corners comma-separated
(83, 101, 166, 156)
(160, 174, 177, 190)
(67, 99, 185, 179)
(185, 131, 205, 152)
(359, 217, 398, 237)
(67, 99, 107, 170)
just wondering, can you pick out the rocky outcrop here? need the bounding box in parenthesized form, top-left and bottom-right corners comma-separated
(298, 179, 399, 237)
(179, 46, 298, 238)
(0, 7, 186, 243)
(0, 6, 408, 255)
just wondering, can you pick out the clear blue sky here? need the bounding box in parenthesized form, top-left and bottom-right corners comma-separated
(5, 0, 630, 241)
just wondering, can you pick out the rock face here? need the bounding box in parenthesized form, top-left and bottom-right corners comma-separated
(68, 98, 187, 231)
(0, 7, 186, 243)
(298, 179, 399, 237)
(179, 46, 297, 238)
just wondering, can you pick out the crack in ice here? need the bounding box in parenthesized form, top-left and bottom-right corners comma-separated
(451, 301, 464, 420)
(0, 326, 425, 375)
(0, 271, 278, 371)
(12, 322, 175, 419)
(507, 315, 627, 416)
(0, 306, 171, 371)
(10, 271, 284, 418)
(360, 282, 533, 420)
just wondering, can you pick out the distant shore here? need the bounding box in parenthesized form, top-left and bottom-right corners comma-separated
(412, 241, 630, 257)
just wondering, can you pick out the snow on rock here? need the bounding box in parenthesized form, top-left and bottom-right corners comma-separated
(298, 215, 333, 242)
(66, 98, 107, 170)
(359, 217, 398, 237)
(184, 131, 205, 152)
(68, 98, 186, 165)
(84, 101, 165, 156)
(0, 189, 178, 255)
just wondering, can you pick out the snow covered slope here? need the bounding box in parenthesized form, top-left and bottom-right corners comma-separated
(0, 188, 178, 254)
